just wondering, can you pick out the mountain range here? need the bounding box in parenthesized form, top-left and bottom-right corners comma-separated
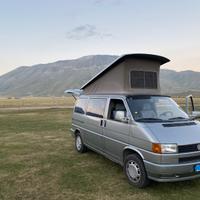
(0, 55, 200, 97)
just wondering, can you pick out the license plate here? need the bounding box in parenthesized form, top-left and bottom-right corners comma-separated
(194, 164, 200, 172)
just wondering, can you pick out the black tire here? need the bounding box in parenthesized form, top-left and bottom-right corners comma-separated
(75, 133, 87, 153)
(124, 154, 150, 188)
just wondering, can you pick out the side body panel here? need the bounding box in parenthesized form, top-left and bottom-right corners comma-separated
(103, 97, 131, 162)
(103, 119, 130, 161)
(83, 115, 104, 151)
(71, 97, 89, 141)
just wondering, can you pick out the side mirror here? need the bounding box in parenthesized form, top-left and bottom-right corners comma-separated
(113, 110, 129, 123)
(186, 95, 200, 119)
(191, 111, 200, 119)
(185, 94, 194, 115)
(121, 117, 130, 123)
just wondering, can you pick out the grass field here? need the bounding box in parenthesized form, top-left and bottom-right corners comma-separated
(0, 96, 200, 109)
(1, 108, 200, 200)
(0, 97, 75, 108)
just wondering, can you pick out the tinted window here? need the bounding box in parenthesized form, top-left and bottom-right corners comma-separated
(86, 98, 107, 118)
(130, 71, 157, 89)
(74, 98, 88, 114)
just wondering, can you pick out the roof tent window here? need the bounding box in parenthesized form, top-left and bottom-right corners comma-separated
(130, 71, 145, 88)
(145, 71, 157, 89)
(130, 71, 157, 89)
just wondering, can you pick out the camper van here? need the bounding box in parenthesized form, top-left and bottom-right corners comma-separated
(66, 54, 200, 188)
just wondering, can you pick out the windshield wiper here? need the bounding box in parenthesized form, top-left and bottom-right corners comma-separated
(168, 117, 189, 121)
(136, 118, 164, 122)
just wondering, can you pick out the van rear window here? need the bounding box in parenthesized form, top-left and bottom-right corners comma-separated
(130, 71, 157, 89)
(74, 98, 88, 114)
(86, 98, 107, 118)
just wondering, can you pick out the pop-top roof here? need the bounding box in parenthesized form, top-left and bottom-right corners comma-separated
(81, 53, 170, 90)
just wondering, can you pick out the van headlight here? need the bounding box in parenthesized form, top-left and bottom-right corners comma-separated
(152, 143, 177, 154)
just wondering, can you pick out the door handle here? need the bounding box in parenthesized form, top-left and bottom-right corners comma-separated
(100, 119, 106, 127)
(104, 120, 106, 127)
(100, 119, 103, 127)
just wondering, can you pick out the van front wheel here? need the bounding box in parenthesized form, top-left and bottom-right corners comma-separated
(124, 154, 150, 188)
(75, 134, 87, 153)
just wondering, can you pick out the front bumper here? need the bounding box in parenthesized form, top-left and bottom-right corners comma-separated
(144, 160, 200, 182)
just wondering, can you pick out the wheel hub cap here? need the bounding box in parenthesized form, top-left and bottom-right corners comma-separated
(127, 161, 141, 182)
(76, 136, 82, 150)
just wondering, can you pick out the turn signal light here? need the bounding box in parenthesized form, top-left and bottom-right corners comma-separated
(152, 143, 162, 154)
(152, 143, 178, 154)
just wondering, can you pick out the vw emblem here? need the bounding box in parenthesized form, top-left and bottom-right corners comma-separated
(197, 144, 200, 151)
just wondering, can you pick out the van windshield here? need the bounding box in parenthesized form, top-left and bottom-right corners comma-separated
(127, 96, 189, 122)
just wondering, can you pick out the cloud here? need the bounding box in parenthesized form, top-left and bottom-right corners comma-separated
(66, 24, 113, 40)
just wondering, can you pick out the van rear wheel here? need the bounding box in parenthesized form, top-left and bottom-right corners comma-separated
(124, 154, 150, 188)
(75, 134, 87, 153)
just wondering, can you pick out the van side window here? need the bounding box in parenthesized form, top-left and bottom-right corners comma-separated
(74, 98, 88, 114)
(86, 98, 107, 118)
(130, 71, 157, 89)
(108, 99, 127, 122)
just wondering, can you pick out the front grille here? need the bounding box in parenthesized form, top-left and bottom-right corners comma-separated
(178, 144, 199, 153)
(179, 155, 200, 163)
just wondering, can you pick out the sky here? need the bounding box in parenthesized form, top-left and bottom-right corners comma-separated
(0, 0, 200, 75)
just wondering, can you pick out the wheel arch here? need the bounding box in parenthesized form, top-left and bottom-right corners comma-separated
(123, 146, 144, 162)
(74, 128, 81, 136)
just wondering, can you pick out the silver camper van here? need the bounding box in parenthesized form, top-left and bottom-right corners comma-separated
(67, 54, 200, 188)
